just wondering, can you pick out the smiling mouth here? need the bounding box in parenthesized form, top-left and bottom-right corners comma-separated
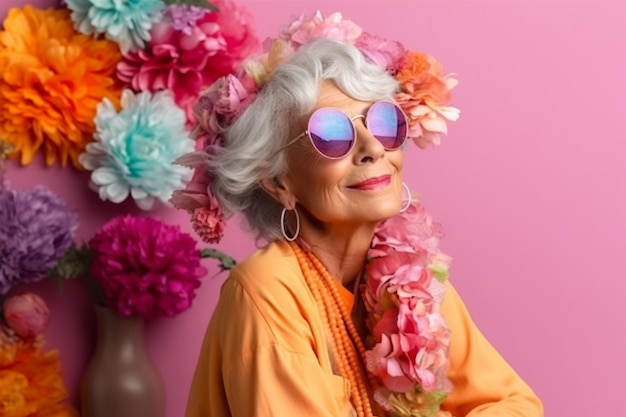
(349, 175, 392, 190)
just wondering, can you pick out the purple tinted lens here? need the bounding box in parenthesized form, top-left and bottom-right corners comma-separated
(367, 101, 407, 149)
(308, 108, 355, 158)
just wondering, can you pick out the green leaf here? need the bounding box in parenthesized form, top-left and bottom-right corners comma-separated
(46, 244, 93, 289)
(199, 248, 237, 272)
(45, 244, 106, 305)
(83, 271, 107, 307)
(162, 0, 218, 11)
(428, 264, 449, 282)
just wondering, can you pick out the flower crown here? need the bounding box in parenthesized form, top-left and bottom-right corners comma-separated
(193, 11, 460, 150)
(172, 11, 460, 243)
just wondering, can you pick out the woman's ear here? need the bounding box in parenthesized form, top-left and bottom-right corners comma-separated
(259, 176, 296, 209)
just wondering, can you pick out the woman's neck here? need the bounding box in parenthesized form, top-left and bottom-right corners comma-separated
(298, 224, 376, 287)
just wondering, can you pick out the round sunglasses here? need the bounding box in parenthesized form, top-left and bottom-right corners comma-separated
(282, 100, 409, 159)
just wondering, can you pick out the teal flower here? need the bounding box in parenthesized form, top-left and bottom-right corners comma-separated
(65, 0, 165, 52)
(79, 90, 194, 210)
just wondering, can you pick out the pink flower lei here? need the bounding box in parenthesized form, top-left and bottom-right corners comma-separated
(362, 200, 454, 417)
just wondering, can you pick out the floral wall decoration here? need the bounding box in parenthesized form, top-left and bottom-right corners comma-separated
(0, 0, 258, 413)
(0, 0, 259, 304)
(0, 161, 235, 415)
(0, 0, 260, 214)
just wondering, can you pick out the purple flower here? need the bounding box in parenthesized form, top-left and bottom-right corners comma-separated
(0, 186, 78, 294)
(88, 216, 207, 319)
(163, 5, 208, 35)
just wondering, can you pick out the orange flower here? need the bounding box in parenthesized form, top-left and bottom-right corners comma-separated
(394, 52, 460, 148)
(396, 52, 433, 81)
(396, 52, 455, 105)
(0, 331, 78, 417)
(0, 6, 122, 167)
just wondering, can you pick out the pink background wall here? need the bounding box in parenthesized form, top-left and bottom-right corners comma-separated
(2, 0, 625, 416)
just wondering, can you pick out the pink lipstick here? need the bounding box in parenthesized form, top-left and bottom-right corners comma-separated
(349, 175, 391, 190)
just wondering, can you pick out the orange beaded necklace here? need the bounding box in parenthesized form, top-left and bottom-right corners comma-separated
(290, 241, 383, 417)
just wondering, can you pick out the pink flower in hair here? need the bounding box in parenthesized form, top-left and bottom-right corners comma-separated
(191, 195, 226, 244)
(170, 152, 211, 211)
(192, 74, 257, 144)
(355, 32, 406, 73)
(280, 11, 363, 47)
(170, 152, 226, 244)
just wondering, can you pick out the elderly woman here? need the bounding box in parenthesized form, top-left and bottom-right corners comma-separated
(181, 13, 543, 417)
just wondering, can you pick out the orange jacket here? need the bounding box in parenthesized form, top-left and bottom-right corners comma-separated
(186, 241, 543, 417)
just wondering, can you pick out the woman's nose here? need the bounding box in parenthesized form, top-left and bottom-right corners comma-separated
(352, 121, 385, 164)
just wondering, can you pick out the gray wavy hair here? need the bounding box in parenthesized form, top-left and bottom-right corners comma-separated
(208, 38, 399, 243)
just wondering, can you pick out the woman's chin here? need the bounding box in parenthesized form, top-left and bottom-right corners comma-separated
(359, 202, 403, 224)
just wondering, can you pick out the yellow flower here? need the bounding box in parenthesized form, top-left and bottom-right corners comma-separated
(0, 337, 78, 417)
(0, 5, 122, 167)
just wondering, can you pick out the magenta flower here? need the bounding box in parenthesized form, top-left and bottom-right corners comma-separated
(117, 0, 260, 123)
(203, 0, 261, 80)
(117, 7, 226, 122)
(88, 216, 207, 318)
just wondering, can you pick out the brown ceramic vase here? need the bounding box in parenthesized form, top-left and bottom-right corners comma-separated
(80, 305, 165, 417)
